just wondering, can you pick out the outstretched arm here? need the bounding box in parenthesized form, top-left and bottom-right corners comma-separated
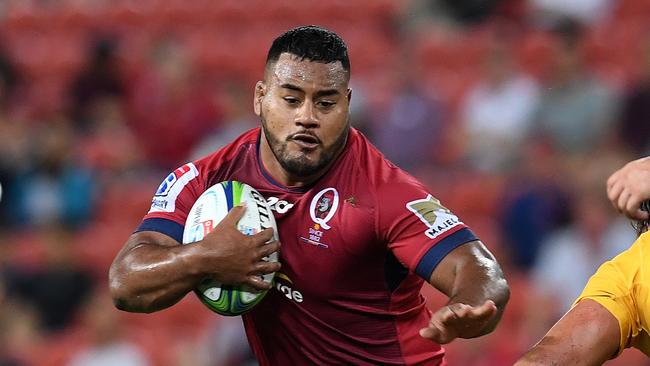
(515, 299, 620, 366)
(420, 240, 510, 344)
(109, 205, 281, 313)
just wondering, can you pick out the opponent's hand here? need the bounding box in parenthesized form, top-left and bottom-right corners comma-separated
(607, 156, 650, 220)
(196, 204, 281, 291)
(419, 300, 497, 344)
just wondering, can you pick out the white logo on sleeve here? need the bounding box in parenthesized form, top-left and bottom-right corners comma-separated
(406, 194, 462, 239)
(149, 163, 199, 213)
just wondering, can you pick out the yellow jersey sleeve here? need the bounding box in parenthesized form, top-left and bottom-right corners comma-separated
(574, 232, 650, 356)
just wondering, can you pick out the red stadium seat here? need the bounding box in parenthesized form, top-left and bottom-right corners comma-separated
(8, 231, 46, 269)
(33, 329, 86, 366)
(614, 0, 650, 21)
(583, 17, 647, 87)
(122, 297, 215, 366)
(514, 30, 557, 80)
(72, 221, 130, 279)
(124, 326, 174, 366)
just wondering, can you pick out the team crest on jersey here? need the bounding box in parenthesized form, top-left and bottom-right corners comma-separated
(299, 187, 339, 248)
(149, 163, 199, 213)
(406, 194, 462, 239)
(309, 187, 339, 230)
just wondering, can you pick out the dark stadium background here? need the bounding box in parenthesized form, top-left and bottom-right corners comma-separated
(0, 0, 649, 365)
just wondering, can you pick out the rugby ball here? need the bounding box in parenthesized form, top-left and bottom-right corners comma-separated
(182, 181, 279, 316)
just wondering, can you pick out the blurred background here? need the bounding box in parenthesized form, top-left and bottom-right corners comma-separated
(0, 0, 649, 365)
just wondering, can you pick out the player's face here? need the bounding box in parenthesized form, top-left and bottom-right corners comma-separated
(255, 53, 351, 180)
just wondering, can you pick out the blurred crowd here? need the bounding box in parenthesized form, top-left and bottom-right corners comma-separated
(0, 0, 649, 365)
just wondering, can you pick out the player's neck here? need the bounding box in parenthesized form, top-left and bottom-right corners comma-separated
(259, 135, 344, 189)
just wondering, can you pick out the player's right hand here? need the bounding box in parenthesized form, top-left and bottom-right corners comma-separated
(419, 300, 497, 344)
(194, 204, 281, 291)
(607, 156, 650, 220)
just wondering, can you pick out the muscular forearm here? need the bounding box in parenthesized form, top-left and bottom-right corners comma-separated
(109, 234, 204, 313)
(515, 300, 620, 366)
(422, 241, 510, 344)
(516, 340, 578, 366)
(448, 265, 509, 336)
(439, 242, 510, 337)
(109, 222, 279, 313)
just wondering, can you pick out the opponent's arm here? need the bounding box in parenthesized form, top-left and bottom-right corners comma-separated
(109, 205, 281, 313)
(420, 240, 510, 344)
(515, 299, 620, 366)
(607, 156, 650, 220)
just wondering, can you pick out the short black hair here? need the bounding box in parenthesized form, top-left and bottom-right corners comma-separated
(266, 25, 350, 73)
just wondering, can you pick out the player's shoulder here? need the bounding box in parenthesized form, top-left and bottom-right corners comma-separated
(590, 232, 648, 283)
(348, 128, 432, 208)
(611, 232, 650, 263)
(349, 128, 423, 189)
(628, 231, 650, 267)
(193, 127, 260, 172)
(637, 231, 650, 248)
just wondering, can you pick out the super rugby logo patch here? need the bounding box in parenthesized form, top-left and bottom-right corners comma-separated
(149, 163, 199, 213)
(406, 195, 462, 239)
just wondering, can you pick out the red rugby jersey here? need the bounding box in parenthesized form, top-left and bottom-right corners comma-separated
(137, 127, 478, 365)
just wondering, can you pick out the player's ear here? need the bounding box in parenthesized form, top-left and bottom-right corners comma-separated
(254, 81, 266, 117)
(346, 88, 352, 104)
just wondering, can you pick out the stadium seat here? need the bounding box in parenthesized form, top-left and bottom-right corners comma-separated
(583, 17, 646, 87)
(9, 231, 46, 268)
(125, 325, 174, 366)
(33, 328, 86, 366)
(514, 31, 557, 80)
(614, 0, 650, 21)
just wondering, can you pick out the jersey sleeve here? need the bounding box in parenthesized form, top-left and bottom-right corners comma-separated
(135, 162, 203, 243)
(378, 180, 478, 282)
(574, 235, 644, 356)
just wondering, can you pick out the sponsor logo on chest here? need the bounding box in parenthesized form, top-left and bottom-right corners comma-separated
(266, 196, 294, 214)
(274, 272, 304, 303)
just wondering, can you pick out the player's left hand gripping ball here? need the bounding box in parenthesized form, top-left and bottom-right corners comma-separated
(182, 181, 280, 316)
